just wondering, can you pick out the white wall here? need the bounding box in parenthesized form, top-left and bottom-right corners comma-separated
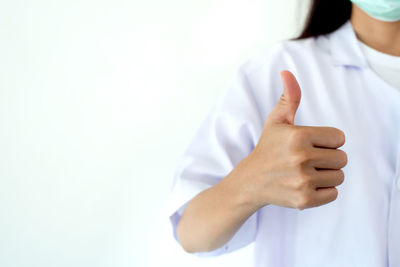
(0, 0, 309, 266)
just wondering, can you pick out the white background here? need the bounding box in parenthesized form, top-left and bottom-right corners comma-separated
(0, 0, 309, 266)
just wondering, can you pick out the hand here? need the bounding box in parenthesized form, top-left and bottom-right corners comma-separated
(237, 70, 348, 210)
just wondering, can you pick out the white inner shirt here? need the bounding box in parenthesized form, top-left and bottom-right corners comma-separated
(358, 39, 400, 89)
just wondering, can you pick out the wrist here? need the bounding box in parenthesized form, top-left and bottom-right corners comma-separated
(222, 157, 264, 214)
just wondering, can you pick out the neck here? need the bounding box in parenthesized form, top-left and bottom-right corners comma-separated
(350, 4, 400, 56)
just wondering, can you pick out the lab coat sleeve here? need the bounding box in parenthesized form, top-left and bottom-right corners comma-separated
(167, 64, 265, 257)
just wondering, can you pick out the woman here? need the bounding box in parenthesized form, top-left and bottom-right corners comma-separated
(168, 0, 400, 266)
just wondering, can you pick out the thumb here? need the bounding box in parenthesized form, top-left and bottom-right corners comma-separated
(266, 70, 302, 126)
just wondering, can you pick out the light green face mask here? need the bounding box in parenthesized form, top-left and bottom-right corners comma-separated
(350, 0, 400, 21)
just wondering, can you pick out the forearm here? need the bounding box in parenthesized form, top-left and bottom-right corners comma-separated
(176, 159, 260, 253)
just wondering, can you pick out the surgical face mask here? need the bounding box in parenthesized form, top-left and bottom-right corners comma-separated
(350, 0, 400, 21)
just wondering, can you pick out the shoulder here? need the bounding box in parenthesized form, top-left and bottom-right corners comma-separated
(238, 35, 331, 79)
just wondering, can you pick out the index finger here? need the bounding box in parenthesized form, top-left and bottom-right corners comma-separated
(298, 126, 345, 149)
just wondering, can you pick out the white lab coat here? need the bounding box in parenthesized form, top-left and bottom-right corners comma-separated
(168, 20, 400, 267)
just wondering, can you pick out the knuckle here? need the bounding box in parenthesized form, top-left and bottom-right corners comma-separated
(337, 170, 345, 185)
(293, 172, 313, 190)
(333, 127, 346, 146)
(289, 128, 309, 144)
(338, 149, 348, 166)
(330, 187, 339, 201)
(294, 193, 312, 210)
(290, 150, 311, 166)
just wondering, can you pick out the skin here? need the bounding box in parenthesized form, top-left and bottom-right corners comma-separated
(176, 3, 390, 253)
(351, 3, 400, 56)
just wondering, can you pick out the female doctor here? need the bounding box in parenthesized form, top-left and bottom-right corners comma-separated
(168, 0, 400, 266)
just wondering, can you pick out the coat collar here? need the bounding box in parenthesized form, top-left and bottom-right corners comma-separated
(327, 20, 369, 68)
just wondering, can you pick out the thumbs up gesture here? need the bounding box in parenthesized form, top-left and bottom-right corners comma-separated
(236, 71, 348, 210)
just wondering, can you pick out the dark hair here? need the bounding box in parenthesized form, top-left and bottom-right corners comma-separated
(295, 0, 352, 40)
